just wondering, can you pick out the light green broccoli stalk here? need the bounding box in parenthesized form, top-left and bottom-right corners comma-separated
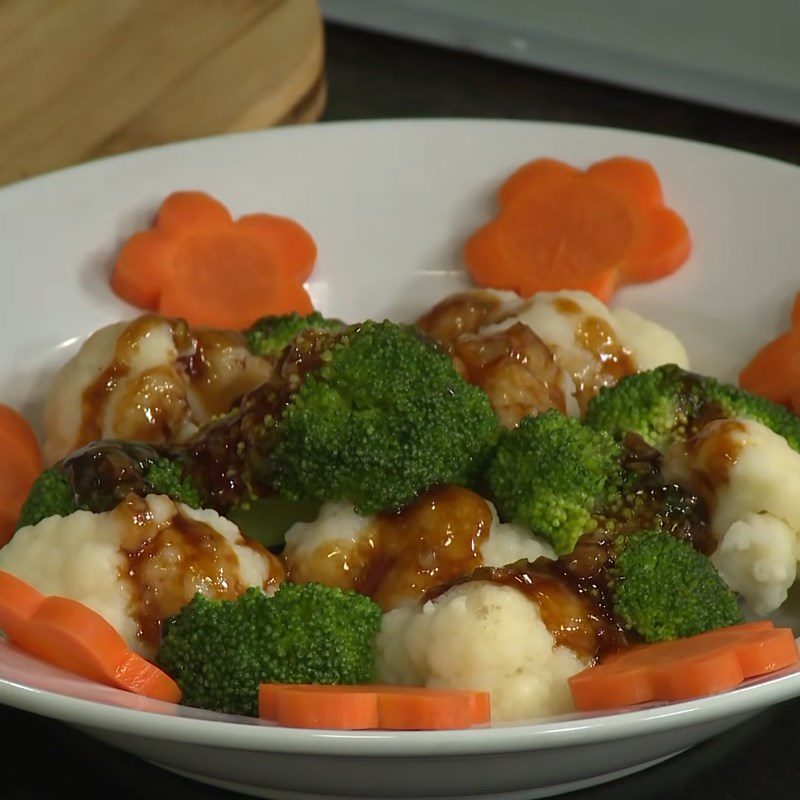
(155, 582, 383, 716)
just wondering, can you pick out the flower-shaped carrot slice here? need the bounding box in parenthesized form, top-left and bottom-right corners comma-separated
(111, 190, 317, 330)
(568, 621, 798, 712)
(0, 404, 42, 547)
(739, 291, 800, 413)
(0, 570, 181, 703)
(464, 156, 692, 303)
(258, 683, 491, 730)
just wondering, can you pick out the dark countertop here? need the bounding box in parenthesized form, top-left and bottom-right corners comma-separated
(4, 21, 800, 800)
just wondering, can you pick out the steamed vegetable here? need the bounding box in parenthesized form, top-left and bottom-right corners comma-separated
(156, 582, 382, 716)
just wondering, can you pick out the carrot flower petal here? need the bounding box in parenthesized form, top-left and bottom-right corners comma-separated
(156, 190, 232, 233)
(739, 296, 800, 407)
(586, 156, 664, 206)
(110, 190, 317, 329)
(465, 156, 692, 302)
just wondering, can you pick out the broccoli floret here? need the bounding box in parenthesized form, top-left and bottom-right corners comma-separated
(16, 466, 78, 529)
(610, 529, 743, 642)
(245, 312, 343, 358)
(143, 457, 201, 508)
(484, 410, 622, 555)
(156, 582, 383, 716)
(584, 363, 800, 452)
(16, 440, 201, 529)
(593, 433, 712, 548)
(262, 320, 500, 515)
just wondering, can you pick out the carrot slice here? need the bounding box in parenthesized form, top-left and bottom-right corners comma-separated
(739, 331, 800, 406)
(236, 214, 317, 283)
(110, 190, 317, 329)
(0, 570, 181, 703)
(568, 621, 798, 712)
(739, 291, 800, 409)
(0, 404, 43, 547)
(110, 231, 179, 310)
(155, 190, 233, 233)
(258, 683, 491, 730)
(157, 230, 314, 330)
(464, 156, 691, 303)
(276, 686, 378, 730)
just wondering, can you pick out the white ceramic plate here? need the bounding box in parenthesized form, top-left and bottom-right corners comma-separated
(2, 118, 800, 800)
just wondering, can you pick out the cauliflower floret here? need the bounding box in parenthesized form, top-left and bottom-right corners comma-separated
(0, 494, 283, 658)
(283, 501, 373, 589)
(282, 491, 555, 610)
(42, 314, 271, 465)
(610, 306, 690, 372)
(711, 513, 799, 617)
(375, 581, 585, 722)
(663, 417, 800, 614)
(479, 512, 555, 567)
(484, 289, 689, 413)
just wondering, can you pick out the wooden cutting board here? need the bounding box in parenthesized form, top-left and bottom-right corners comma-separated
(0, 0, 326, 187)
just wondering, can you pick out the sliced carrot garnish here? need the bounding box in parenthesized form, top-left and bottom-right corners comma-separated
(110, 190, 317, 330)
(111, 231, 179, 310)
(155, 190, 233, 233)
(739, 290, 800, 411)
(0, 570, 181, 703)
(0, 404, 43, 547)
(258, 683, 491, 730)
(157, 229, 314, 330)
(464, 156, 691, 303)
(568, 621, 798, 712)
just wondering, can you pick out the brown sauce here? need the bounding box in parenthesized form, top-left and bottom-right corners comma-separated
(450, 322, 567, 427)
(181, 326, 345, 511)
(111, 365, 191, 444)
(665, 419, 745, 518)
(553, 297, 582, 315)
(284, 486, 493, 611)
(79, 315, 270, 452)
(426, 539, 631, 662)
(115, 495, 282, 652)
(573, 315, 636, 410)
(416, 290, 506, 344)
(610, 433, 716, 556)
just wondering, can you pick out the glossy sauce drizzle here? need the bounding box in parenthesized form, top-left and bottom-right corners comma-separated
(426, 539, 631, 662)
(284, 486, 493, 611)
(80, 315, 270, 449)
(665, 419, 745, 519)
(416, 290, 506, 345)
(450, 322, 567, 426)
(181, 326, 345, 511)
(573, 316, 636, 410)
(114, 495, 282, 652)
